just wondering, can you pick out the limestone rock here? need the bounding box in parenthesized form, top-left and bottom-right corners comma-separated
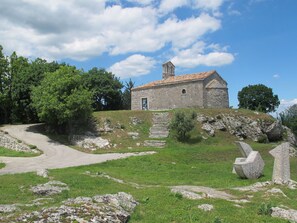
(198, 204, 214, 212)
(271, 207, 297, 222)
(128, 132, 139, 140)
(30, 181, 69, 196)
(149, 112, 170, 138)
(171, 188, 204, 200)
(5, 192, 137, 223)
(269, 143, 291, 184)
(202, 123, 215, 136)
(235, 141, 253, 157)
(36, 169, 49, 178)
(265, 120, 283, 142)
(267, 188, 287, 197)
(70, 134, 109, 150)
(283, 126, 297, 148)
(130, 117, 143, 125)
(0, 204, 18, 213)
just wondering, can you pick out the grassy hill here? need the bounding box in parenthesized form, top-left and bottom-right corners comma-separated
(0, 108, 296, 222)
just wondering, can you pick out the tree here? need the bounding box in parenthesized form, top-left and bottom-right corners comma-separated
(238, 84, 280, 113)
(122, 79, 134, 110)
(32, 66, 92, 132)
(83, 68, 123, 111)
(279, 104, 297, 136)
(0, 45, 9, 123)
(170, 111, 196, 141)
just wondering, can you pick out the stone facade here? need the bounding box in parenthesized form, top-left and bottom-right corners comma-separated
(131, 62, 229, 110)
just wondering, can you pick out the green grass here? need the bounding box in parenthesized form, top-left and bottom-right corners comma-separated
(0, 109, 294, 222)
(0, 146, 41, 157)
(0, 163, 5, 169)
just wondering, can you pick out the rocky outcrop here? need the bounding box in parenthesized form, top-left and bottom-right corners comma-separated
(197, 113, 286, 143)
(0, 131, 39, 153)
(3, 192, 137, 223)
(70, 132, 110, 150)
(30, 181, 69, 196)
(271, 207, 297, 222)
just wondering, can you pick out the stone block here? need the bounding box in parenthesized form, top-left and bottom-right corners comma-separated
(269, 142, 291, 184)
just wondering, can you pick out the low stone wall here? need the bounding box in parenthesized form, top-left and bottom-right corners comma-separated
(0, 131, 38, 153)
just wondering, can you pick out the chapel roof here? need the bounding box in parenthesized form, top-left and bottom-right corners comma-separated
(132, 70, 217, 91)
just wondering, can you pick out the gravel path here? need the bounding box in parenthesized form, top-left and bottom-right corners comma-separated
(0, 124, 155, 175)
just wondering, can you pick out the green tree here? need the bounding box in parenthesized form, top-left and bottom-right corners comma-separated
(122, 79, 135, 110)
(0, 45, 10, 123)
(170, 111, 196, 141)
(238, 84, 280, 113)
(83, 68, 123, 111)
(279, 104, 297, 136)
(32, 66, 92, 132)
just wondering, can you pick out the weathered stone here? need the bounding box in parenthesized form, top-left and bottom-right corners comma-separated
(0, 204, 18, 213)
(4, 192, 137, 223)
(30, 181, 69, 196)
(171, 188, 204, 200)
(233, 181, 272, 192)
(271, 207, 297, 222)
(265, 120, 283, 142)
(269, 143, 291, 184)
(130, 117, 143, 125)
(36, 169, 49, 178)
(233, 150, 264, 179)
(197, 115, 208, 123)
(149, 112, 170, 138)
(198, 204, 214, 212)
(212, 120, 226, 131)
(235, 141, 253, 157)
(0, 131, 39, 153)
(201, 123, 215, 136)
(128, 132, 139, 139)
(283, 126, 297, 148)
(70, 134, 109, 150)
(267, 188, 287, 197)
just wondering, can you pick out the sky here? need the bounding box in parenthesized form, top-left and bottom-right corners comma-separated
(0, 0, 296, 113)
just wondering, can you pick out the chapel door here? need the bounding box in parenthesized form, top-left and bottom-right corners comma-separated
(142, 98, 148, 110)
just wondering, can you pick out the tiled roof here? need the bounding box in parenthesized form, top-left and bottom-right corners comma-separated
(132, 70, 216, 90)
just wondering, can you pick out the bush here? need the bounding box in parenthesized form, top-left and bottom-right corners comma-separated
(279, 104, 297, 136)
(170, 111, 196, 141)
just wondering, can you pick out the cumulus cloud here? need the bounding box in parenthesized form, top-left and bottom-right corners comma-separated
(171, 41, 234, 68)
(273, 98, 297, 116)
(109, 54, 156, 78)
(273, 74, 280, 78)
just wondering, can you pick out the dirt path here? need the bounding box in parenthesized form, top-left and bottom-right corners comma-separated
(0, 124, 155, 175)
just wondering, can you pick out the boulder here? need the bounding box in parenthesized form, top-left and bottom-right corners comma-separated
(198, 204, 214, 212)
(265, 120, 283, 142)
(271, 207, 297, 222)
(202, 123, 215, 136)
(30, 181, 69, 196)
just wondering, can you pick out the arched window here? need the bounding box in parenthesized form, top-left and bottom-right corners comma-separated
(182, 89, 186, 94)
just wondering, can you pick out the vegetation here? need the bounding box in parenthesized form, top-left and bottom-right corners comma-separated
(170, 111, 197, 141)
(32, 66, 93, 132)
(0, 146, 40, 157)
(279, 104, 297, 136)
(238, 84, 280, 113)
(122, 79, 135, 110)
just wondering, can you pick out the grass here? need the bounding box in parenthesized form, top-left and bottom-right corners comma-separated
(0, 162, 5, 169)
(0, 146, 41, 157)
(0, 108, 295, 222)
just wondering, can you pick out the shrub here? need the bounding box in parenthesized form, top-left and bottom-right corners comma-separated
(279, 104, 297, 136)
(170, 111, 196, 141)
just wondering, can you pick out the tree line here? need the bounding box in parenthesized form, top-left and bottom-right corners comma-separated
(0, 45, 133, 127)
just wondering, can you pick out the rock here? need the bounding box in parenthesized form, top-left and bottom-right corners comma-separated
(283, 126, 297, 148)
(198, 204, 214, 212)
(233, 181, 272, 192)
(267, 188, 287, 197)
(30, 181, 69, 196)
(36, 169, 49, 178)
(0, 204, 18, 213)
(5, 192, 137, 223)
(202, 123, 215, 136)
(233, 142, 264, 179)
(70, 134, 110, 150)
(271, 207, 297, 222)
(171, 188, 204, 200)
(0, 131, 39, 153)
(265, 120, 283, 142)
(130, 117, 143, 125)
(212, 120, 226, 131)
(149, 112, 170, 138)
(128, 132, 139, 139)
(197, 115, 208, 123)
(269, 143, 291, 184)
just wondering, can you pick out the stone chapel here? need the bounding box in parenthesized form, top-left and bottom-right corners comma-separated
(131, 61, 229, 110)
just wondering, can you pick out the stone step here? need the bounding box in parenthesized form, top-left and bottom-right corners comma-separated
(144, 140, 166, 148)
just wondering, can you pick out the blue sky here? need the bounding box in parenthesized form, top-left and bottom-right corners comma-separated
(0, 0, 296, 112)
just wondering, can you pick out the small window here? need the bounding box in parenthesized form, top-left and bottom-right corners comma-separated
(182, 89, 186, 94)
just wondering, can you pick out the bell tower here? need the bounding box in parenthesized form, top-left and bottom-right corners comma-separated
(162, 61, 175, 79)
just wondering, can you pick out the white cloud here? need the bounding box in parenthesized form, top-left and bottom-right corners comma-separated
(171, 41, 234, 68)
(273, 98, 297, 116)
(109, 54, 156, 78)
(273, 74, 280, 78)
(0, 0, 225, 62)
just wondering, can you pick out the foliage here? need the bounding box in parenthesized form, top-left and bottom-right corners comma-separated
(258, 203, 273, 216)
(238, 84, 280, 113)
(32, 66, 93, 132)
(170, 111, 196, 141)
(122, 79, 135, 110)
(0, 45, 10, 124)
(279, 104, 297, 136)
(83, 68, 123, 111)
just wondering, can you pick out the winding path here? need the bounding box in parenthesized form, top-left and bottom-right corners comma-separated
(0, 124, 155, 175)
